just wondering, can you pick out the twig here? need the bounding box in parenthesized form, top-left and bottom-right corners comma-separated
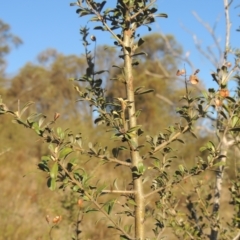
(102, 189, 135, 194)
(223, 0, 232, 63)
(144, 171, 203, 199)
(85, 0, 124, 46)
(152, 125, 189, 154)
(58, 161, 135, 240)
(155, 93, 174, 106)
(192, 11, 223, 63)
(160, 33, 195, 71)
(233, 231, 240, 240)
(130, 0, 156, 21)
(0, 148, 11, 157)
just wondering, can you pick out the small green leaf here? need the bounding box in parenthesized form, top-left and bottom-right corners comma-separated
(50, 162, 58, 179)
(219, 110, 228, 119)
(47, 178, 57, 191)
(112, 65, 122, 69)
(229, 127, 240, 132)
(179, 164, 185, 172)
(226, 96, 236, 102)
(127, 199, 137, 206)
(59, 147, 73, 159)
(125, 46, 131, 53)
(137, 38, 144, 47)
(128, 125, 142, 133)
(85, 207, 98, 213)
(38, 162, 49, 172)
(94, 26, 105, 30)
(156, 13, 168, 18)
(231, 116, 239, 128)
(104, 200, 115, 215)
(137, 89, 154, 95)
(94, 70, 108, 75)
(131, 51, 147, 57)
(73, 185, 80, 192)
(89, 16, 99, 22)
(19, 101, 34, 117)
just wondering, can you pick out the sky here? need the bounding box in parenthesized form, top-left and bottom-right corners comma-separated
(0, 0, 239, 89)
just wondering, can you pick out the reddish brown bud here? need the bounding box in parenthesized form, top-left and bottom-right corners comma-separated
(189, 75, 199, 84)
(176, 69, 185, 76)
(52, 215, 62, 224)
(54, 112, 60, 121)
(77, 199, 83, 208)
(219, 89, 229, 98)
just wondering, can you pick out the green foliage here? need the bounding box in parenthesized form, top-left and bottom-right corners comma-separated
(0, 1, 240, 240)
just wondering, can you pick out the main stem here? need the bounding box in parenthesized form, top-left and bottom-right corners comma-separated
(210, 1, 231, 239)
(123, 12, 145, 240)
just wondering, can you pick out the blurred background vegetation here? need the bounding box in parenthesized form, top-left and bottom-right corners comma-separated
(0, 18, 237, 239)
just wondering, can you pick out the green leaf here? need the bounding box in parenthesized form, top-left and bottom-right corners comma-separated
(189, 130, 198, 139)
(179, 164, 185, 172)
(59, 147, 73, 159)
(47, 178, 57, 191)
(19, 101, 34, 117)
(229, 127, 240, 132)
(174, 139, 185, 144)
(137, 38, 145, 47)
(125, 46, 131, 53)
(128, 125, 142, 133)
(137, 89, 154, 95)
(104, 8, 113, 15)
(137, 162, 146, 174)
(226, 96, 236, 102)
(156, 13, 168, 18)
(50, 162, 58, 179)
(132, 61, 139, 66)
(127, 199, 137, 206)
(89, 16, 99, 22)
(41, 155, 51, 161)
(94, 26, 105, 31)
(98, 1, 106, 12)
(104, 200, 115, 215)
(38, 162, 49, 172)
(94, 70, 108, 75)
(231, 116, 239, 128)
(32, 122, 42, 135)
(112, 65, 122, 69)
(38, 115, 46, 128)
(131, 51, 147, 57)
(123, 224, 133, 234)
(219, 110, 228, 119)
(73, 185, 80, 192)
(85, 208, 98, 213)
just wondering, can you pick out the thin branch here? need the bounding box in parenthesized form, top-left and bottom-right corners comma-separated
(144, 171, 201, 199)
(223, 0, 232, 63)
(0, 148, 11, 156)
(102, 189, 135, 194)
(152, 125, 189, 154)
(73, 147, 132, 167)
(130, 0, 156, 21)
(106, 156, 132, 167)
(144, 69, 171, 79)
(59, 161, 135, 240)
(155, 93, 174, 106)
(233, 231, 240, 240)
(85, 0, 124, 46)
(192, 11, 223, 62)
(160, 33, 195, 71)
